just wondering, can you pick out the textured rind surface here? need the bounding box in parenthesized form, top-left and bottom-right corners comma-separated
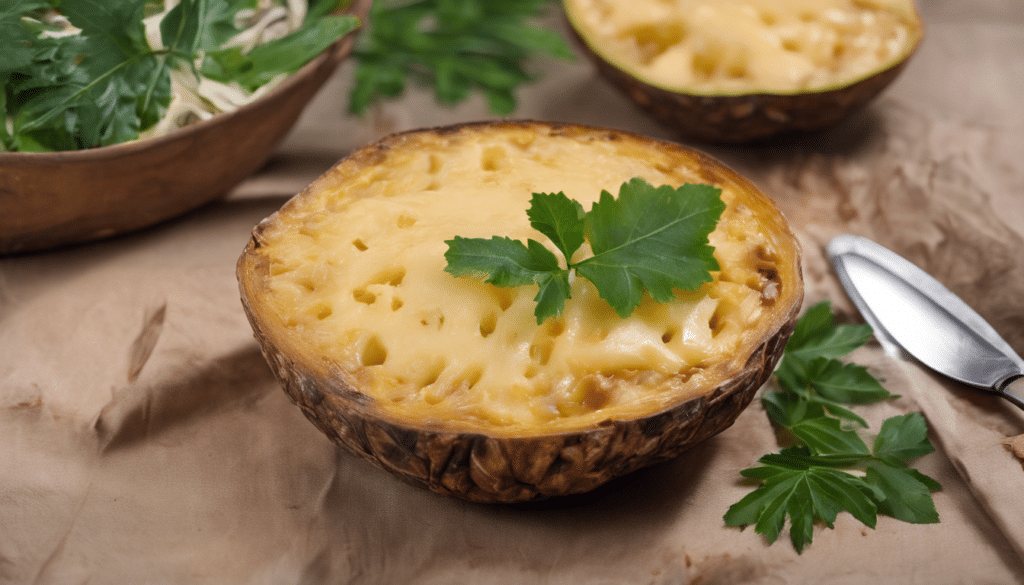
(238, 121, 804, 503)
(245, 291, 797, 503)
(564, 11, 922, 144)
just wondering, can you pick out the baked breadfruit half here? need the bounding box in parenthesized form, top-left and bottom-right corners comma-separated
(238, 121, 803, 503)
(564, 0, 923, 142)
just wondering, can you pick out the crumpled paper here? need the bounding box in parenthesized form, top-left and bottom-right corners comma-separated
(2, 234, 1022, 583)
(3, 3, 1024, 584)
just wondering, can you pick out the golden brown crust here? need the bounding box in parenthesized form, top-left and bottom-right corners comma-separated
(238, 121, 804, 502)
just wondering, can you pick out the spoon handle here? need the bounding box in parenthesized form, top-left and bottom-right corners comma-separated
(1001, 376, 1024, 411)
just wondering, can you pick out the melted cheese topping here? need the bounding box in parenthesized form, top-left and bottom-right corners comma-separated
(568, 0, 920, 94)
(255, 128, 793, 434)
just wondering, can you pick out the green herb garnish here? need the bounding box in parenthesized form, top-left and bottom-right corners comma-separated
(1, 0, 358, 152)
(444, 178, 726, 324)
(348, 0, 573, 116)
(724, 301, 941, 553)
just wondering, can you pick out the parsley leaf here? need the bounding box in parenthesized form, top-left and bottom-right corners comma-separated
(533, 270, 574, 324)
(771, 302, 888, 427)
(445, 234, 570, 323)
(864, 462, 940, 524)
(725, 447, 878, 553)
(444, 179, 725, 324)
(802, 358, 891, 404)
(872, 412, 936, 466)
(444, 235, 563, 288)
(349, 0, 573, 116)
(725, 302, 941, 553)
(780, 301, 873, 362)
(725, 446, 879, 553)
(577, 179, 724, 317)
(526, 191, 586, 263)
(788, 415, 870, 456)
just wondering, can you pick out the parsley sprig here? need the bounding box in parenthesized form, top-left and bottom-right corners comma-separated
(348, 0, 573, 116)
(1, 0, 358, 152)
(724, 302, 941, 553)
(444, 178, 726, 324)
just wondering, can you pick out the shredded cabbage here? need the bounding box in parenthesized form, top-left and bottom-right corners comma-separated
(139, 0, 306, 139)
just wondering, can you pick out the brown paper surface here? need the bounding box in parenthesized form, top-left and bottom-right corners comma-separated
(3, 3, 1023, 583)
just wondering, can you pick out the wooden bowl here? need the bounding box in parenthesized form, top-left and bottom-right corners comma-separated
(0, 0, 369, 255)
(237, 121, 804, 503)
(563, 0, 924, 143)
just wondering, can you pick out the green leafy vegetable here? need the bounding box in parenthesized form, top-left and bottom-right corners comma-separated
(780, 300, 874, 362)
(724, 301, 940, 553)
(348, 0, 573, 116)
(575, 180, 724, 314)
(202, 14, 360, 91)
(1, 0, 359, 152)
(723, 447, 880, 549)
(444, 178, 725, 324)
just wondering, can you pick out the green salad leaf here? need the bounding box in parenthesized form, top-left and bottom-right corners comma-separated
(724, 301, 941, 553)
(444, 178, 725, 323)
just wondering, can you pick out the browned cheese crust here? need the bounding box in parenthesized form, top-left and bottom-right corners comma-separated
(238, 121, 804, 502)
